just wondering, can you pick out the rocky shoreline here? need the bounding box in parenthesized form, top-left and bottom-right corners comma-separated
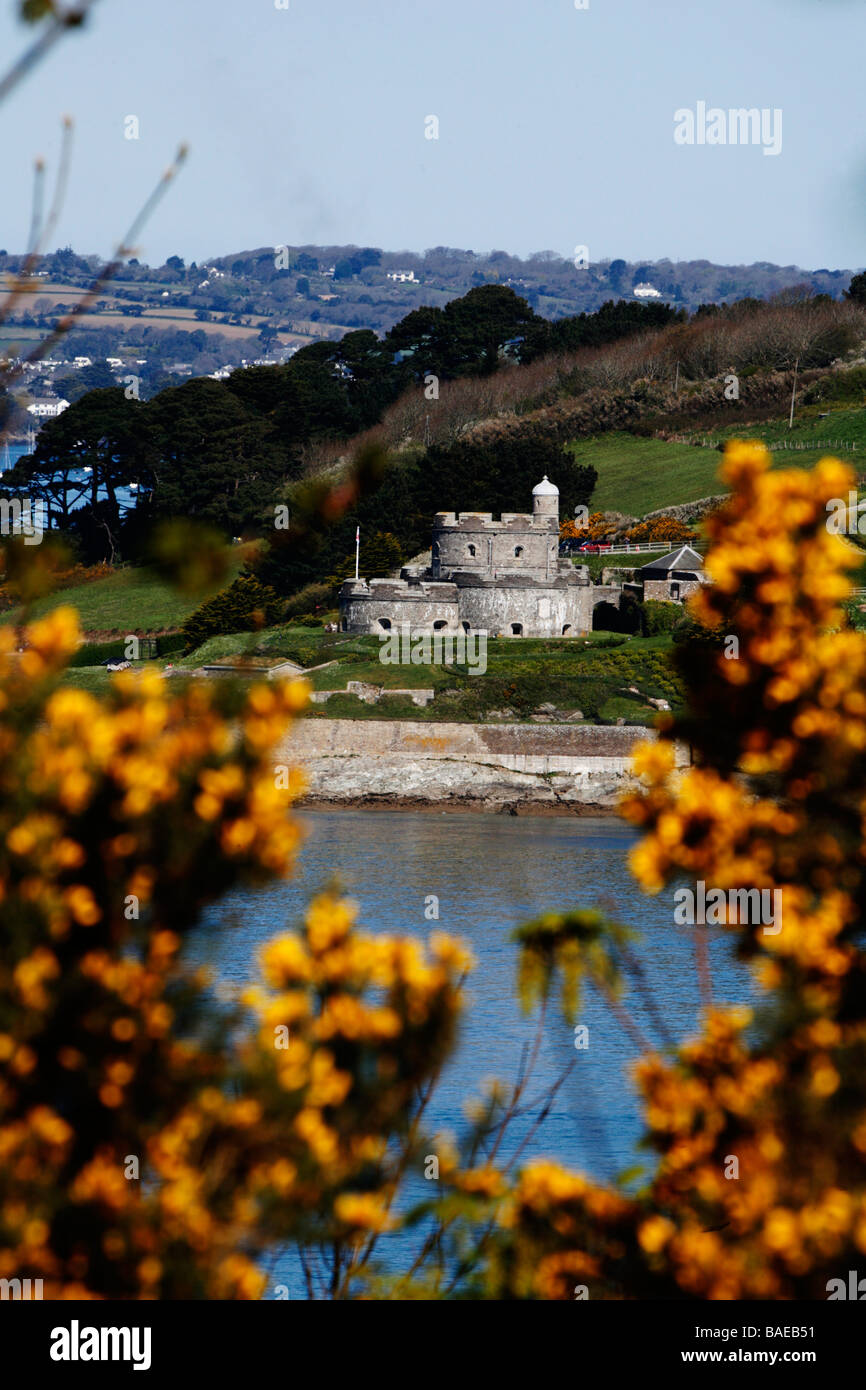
(281, 717, 690, 815)
(297, 794, 620, 817)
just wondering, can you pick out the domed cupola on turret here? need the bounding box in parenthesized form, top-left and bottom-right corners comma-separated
(532, 475, 559, 522)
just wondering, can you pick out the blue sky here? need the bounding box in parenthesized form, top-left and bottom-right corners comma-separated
(1, 0, 864, 270)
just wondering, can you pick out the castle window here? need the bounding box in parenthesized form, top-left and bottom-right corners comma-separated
(510, 623, 523, 636)
(562, 624, 572, 636)
(670, 582, 680, 600)
(377, 618, 392, 631)
(467, 544, 476, 557)
(515, 546, 524, 557)
(462, 621, 470, 633)
(433, 620, 447, 630)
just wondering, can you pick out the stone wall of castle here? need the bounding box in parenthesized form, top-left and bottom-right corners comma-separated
(451, 575, 594, 637)
(339, 573, 626, 638)
(339, 578, 460, 634)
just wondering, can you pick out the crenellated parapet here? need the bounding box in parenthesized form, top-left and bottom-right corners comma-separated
(432, 511, 556, 532)
(338, 577, 460, 634)
(341, 577, 458, 600)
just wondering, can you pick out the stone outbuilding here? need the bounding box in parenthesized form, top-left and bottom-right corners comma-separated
(639, 545, 706, 602)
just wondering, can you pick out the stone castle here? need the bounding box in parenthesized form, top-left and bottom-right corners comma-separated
(339, 477, 624, 638)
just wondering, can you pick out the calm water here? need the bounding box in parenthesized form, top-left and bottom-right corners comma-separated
(192, 810, 754, 1297)
(2, 441, 137, 513)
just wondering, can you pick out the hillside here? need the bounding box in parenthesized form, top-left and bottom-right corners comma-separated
(0, 549, 249, 637)
(574, 407, 866, 516)
(1, 245, 858, 386)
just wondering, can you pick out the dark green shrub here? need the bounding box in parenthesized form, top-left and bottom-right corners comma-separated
(672, 613, 723, 646)
(68, 638, 127, 669)
(69, 632, 188, 667)
(157, 632, 187, 657)
(643, 599, 682, 636)
(281, 581, 336, 620)
(619, 592, 646, 635)
(569, 678, 610, 721)
(181, 575, 282, 651)
(803, 366, 866, 406)
(592, 599, 642, 635)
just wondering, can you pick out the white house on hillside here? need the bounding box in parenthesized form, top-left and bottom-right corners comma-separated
(27, 398, 70, 419)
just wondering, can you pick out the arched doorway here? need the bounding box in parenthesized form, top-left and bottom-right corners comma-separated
(591, 602, 620, 633)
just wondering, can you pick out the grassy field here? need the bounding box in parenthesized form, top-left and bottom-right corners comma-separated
(59, 621, 683, 727)
(576, 550, 670, 580)
(0, 278, 310, 346)
(0, 273, 355, 347)
(1, 550, 249, 636)
(295, 629, 682, 725)
(569, 435, 727, 515)
(570, 406, 866, 517)
(709, 405, 866, 469)
(0, 325, 43, 345)
(57, 667, 113, 694)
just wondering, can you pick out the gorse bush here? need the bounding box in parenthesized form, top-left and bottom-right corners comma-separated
(624, 517, 697, 546)
(0, 611, 313, 1296)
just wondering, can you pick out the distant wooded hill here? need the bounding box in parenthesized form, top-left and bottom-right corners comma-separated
(1, 245, 857, 357)
(5, 282, 864, 592)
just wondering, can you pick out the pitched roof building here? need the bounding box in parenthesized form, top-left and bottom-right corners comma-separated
(639, 545, 706, 602)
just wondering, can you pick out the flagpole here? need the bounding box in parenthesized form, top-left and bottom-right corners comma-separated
(355, 525, 360, 580)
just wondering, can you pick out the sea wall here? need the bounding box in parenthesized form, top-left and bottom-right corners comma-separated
(278, 718, 690, 813)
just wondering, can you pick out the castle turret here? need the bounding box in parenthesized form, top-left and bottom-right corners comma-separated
(532, 475, 559, 522)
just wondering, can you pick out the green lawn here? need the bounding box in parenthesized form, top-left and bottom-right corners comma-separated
(577, 550, 670, 580)
(0, 326, 43, 343)
(2, 553, 247, 636)
(59, 624, 681, 727)
(296, 630, 681, 725)
(57, 667, 113, 693)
